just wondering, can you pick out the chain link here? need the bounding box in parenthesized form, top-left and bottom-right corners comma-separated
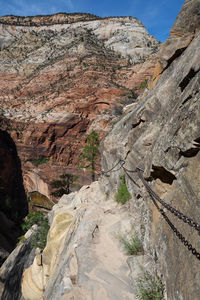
(136, 169, 200, 235)
(136, 169, 200, 260)
(122, 166, 140, 188)
(101, 160, 125, 176)
(160, 209, 200, 260)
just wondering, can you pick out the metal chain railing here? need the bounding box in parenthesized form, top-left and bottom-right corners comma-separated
(101, 159, 125, 175)
(102, 159, 200, 260)
(136, 168, 200, 235)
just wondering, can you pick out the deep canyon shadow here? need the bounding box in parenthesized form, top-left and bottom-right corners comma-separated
(0, 129, 28, 254)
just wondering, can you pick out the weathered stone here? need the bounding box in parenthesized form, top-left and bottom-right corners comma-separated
(0, 248, 9, 267)
(150, 0, 200, 87)
(21, 182, 142, 300)
(28, 191, 54, 213)
(0, 227, 36, 300)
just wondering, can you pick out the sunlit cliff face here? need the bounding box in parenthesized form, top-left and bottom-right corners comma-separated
(0, 13, 159, 197)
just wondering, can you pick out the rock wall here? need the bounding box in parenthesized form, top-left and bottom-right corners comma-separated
(0, 129, 28, 259)
(101, 0, 200, 298)
(0, 227, 36, 300)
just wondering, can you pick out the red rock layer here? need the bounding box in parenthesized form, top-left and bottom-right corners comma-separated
(0, 16, 158, 197)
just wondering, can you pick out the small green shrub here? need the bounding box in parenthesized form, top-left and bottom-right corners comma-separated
(136, 270, 165, 300)
(31, 217, 49, 249)
(31, 156, 50, 166)
(139, 79, 148, 90)
(21, 211, 45, 232)
(21, 212, 49, 250)
(115, 175, 131, 204)
(119, 234, 143, 255)
(17, 235, 27, 246)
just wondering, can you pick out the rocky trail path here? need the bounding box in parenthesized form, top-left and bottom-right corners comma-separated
(76, 199, 136, 300)
(20, 181, 151, 300)
(43, 182, 152, 300)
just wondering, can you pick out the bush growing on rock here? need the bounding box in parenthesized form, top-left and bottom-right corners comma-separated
(119, 234, 143, 255)
(115, 175, 131, 204)
(21, 211, 49, 250)
(30, 156, 50, 166)
(136, 270, 165, 300)
(50, 173, 79, 198)
(21, 211, 45, 232)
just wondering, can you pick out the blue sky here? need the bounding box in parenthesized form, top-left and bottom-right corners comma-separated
(0, 0, 185, 41)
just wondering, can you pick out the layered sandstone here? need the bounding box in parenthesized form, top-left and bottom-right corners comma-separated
(1, 1, 200, 299)
(0, 13, 159, 196)
(0, 13, 99, 26)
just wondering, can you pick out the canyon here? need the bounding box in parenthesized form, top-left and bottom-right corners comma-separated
(0, 0, 200, 299)
(0, 12, 158, 199)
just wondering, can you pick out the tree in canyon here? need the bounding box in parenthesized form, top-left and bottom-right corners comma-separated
(50, 173, 79, 198)
(79, 130, 99, 182)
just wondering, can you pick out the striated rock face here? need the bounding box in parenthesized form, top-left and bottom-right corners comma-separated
(0, 227, 36, 300)
(0, 13, 159, 196)
(2, 2, 200, 299)
(0, 13, 100, 27)
(151, 0, 200, 88)
(101, 1, 200, 299)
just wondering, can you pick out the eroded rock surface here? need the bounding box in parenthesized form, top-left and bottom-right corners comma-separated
(21, 182, 153, 300)
(101, 1, 200, 298)
(0, 227, 36, 300)
(150, 0, 200, 87)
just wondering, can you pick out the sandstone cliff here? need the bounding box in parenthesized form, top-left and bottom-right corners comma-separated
(18, 1, 200, 299)
(101, 0, 200, 298)
(0, 13, 159, 197)
(1, 1, 200, 299)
